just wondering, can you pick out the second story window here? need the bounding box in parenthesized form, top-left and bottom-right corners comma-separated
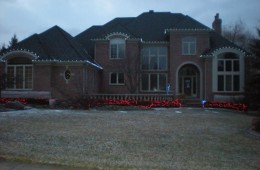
(182, 36, 196, 55)
(141, 47, 167, 71)
(110, 38, 125, 59)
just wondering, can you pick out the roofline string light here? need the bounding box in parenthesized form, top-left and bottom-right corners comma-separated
(0, 49, 102, 70)
(1, 49, 40, 60)
(200, 46, 250, 58)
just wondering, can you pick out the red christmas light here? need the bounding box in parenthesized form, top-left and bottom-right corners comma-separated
(97, 99, 181, 108)
(202, 101, 247, 112)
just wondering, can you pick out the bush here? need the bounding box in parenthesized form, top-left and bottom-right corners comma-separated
(4, 101, 25, 110)
(252, 117, 260, 132)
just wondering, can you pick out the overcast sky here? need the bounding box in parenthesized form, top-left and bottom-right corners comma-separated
(0, 0, 259, 47)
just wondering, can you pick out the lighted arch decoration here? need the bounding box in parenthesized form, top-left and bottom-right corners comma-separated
(212, 47, 247, 58)
(1, 49, 39, 62)
(105, 32, 130, 40)
(175, 61, 203, 99)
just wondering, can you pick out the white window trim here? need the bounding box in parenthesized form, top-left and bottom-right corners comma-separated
(141, 47, 168, 71)
(6, 64, 33, 90)
(109, 38, 125, 59)
(212, 49, 244, 93)
(182, 37, 197, 55)
(175, 62, 203, 99)
(109, 72, 125, 85)
(140, 73, 167, 92)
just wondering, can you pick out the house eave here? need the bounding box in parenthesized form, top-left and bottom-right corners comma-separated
(85, 60, 103, 70)
(200, 46, 251, 58)
(1, 49, 40, 61)
(165, 28, 211, 34)
(141, 41, 169, 45)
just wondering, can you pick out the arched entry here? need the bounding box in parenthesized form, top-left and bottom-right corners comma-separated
(178, 64, 200, 98)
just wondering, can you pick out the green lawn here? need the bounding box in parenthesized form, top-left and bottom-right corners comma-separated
(0, 108, 259, 169)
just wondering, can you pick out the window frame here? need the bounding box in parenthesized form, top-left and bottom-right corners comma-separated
(109, 38, 125, 59)
(141, 47, 168, 71)
(182, 36, 197, 55)
(109, 72, 125, 85)
(6, 64, 33, 90)
(216, 55, 241, 92)
(141, 73, 167, 92)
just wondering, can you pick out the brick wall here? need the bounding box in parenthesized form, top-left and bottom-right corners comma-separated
(33, 63, 100, 99)
(169, 31, 210, 99)
(95, 40, 140, 94)
(33, 64, 52, 91)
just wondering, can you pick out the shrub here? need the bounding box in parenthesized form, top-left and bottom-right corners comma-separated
(252, 117, 260, 132)
(4, 101, 25, 110)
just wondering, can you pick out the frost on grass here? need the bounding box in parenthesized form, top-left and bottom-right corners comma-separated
(0, 108, 260, 169)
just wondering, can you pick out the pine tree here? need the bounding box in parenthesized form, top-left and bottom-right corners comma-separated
(0, 43, 7, 54)
(250, 29, 260, 59)
(8, 34, 18, 48)
(244, 28, 260, 111)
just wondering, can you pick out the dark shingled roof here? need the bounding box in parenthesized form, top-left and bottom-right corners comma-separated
(75, 11, 211, 57)
(75, 17, 135, 57)
(76, 11, 250, 58)
(201, 31, 251, 56)
(3, 11, 249, 63)
(126, 12, 186, 41)
(8, 26, 100, 67)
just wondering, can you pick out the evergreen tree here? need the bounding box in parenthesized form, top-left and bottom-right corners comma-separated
(0, 43, 7, 55)
(8, 34, 18, 48)
(250, 29, 260, 58)
(244, 28, 260, 111)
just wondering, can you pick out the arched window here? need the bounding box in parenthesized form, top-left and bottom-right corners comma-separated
(216, 52, 240, 92)
(110, 38, 125, 59)
(6, 57, 33, 90)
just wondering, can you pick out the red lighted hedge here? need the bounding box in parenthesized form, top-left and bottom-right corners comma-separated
(202, 101, 247, 112)
(0, 98, 49, 105)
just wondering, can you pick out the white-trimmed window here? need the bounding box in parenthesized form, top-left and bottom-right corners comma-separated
(141, 73, 167, 92)
(141, 47, 167, 70)
(182, 36, 196, 55)
(7, 65, 33, 89)
(6, 57, 33, 90)
(110, 72, 124, 85)
(217, 53, 240, 92)
(110, 38, 125, 59)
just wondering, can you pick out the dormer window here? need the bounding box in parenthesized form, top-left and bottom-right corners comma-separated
(110, 38, 125, 59)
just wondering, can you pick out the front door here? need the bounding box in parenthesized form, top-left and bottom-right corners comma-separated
(178, 64, 199, 98)
(184, 77, 192, 96)
(182, 76, 197, 97)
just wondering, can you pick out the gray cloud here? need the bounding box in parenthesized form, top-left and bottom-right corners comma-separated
(0, 0, 259, 47)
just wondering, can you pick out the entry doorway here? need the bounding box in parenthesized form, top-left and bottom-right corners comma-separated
(178, 64, 200, 98)
(182, 76, 197, 96)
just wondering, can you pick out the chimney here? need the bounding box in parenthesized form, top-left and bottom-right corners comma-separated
(212, 13, 222, 34)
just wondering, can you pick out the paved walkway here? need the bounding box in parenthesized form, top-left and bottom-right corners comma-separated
(0, 160, 86, 170)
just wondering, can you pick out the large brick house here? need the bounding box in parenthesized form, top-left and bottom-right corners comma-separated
(0, 11, 250, 101)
